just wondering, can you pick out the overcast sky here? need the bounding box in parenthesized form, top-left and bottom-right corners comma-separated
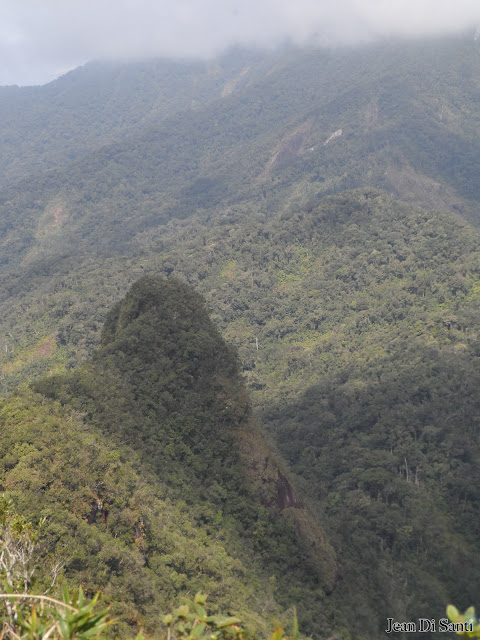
(1, 0, 480, 86)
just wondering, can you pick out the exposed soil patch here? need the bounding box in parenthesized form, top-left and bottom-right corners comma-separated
(265, 120, 313, 175)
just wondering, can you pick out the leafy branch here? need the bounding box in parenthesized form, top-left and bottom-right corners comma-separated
(161, 592, 301, 640)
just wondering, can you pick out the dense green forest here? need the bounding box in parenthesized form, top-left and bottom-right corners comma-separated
(1, 34, 480, 272)
(2, 32, 480, 639)
(0, 49, 275, 190)
(1, 277, 338, 638)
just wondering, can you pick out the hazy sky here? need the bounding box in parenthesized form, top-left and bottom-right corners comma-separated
(1, 0, 480, 86)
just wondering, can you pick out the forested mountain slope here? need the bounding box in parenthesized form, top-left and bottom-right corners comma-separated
(3, 190, 480, 636)
(1, 277, 338, 638)
(1, 33, 480, 638)
(0, 49, 273, 189)
(145, 190, 480, 632)
(2, 34, 480, 271)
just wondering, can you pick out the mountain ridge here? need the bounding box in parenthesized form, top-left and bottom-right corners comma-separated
(2, 276, 338, 637)
(2, 33, 480, 275)
(2, 34, 480, 638)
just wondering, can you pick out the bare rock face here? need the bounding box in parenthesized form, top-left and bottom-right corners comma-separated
(236, 417, 338, 594)
(276, 471, 299, 510)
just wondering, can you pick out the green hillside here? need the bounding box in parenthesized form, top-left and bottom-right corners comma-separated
(2, 34, 480, 272)
(143, 190, 480, 632)
(2, 33, 480, 639)
(3, 190, 480, 636)
(1, 277, 338, 638)
(3, 34, 480, 386)
(0, 49, 274, 189)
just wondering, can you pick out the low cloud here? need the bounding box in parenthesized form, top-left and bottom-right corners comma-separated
(2, 0, 480, 85)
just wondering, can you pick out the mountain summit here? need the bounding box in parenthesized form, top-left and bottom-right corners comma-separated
(0, 277, 337, 636)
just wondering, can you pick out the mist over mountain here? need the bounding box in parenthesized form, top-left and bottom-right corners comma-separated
(2, 0, 480, 85)
(1, 32, 480, 638)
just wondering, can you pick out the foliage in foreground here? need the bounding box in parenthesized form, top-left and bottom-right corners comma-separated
(1, 588, 111, 640)
(0, 590, 301, 640)
(447, 606, 480, 638)
(162, 592, 300, 640)
(0, 494, 109, 639)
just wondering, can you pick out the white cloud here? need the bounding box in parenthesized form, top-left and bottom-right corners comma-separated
(1, 0, 480, 85)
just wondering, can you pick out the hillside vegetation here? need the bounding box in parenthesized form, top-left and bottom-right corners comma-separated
(2, 34, 480, 271)
(3, 189, 480, 636)
(0, 49, 273, 189)
(2, 277, 339, 638)
(1, 32, 480, 638)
